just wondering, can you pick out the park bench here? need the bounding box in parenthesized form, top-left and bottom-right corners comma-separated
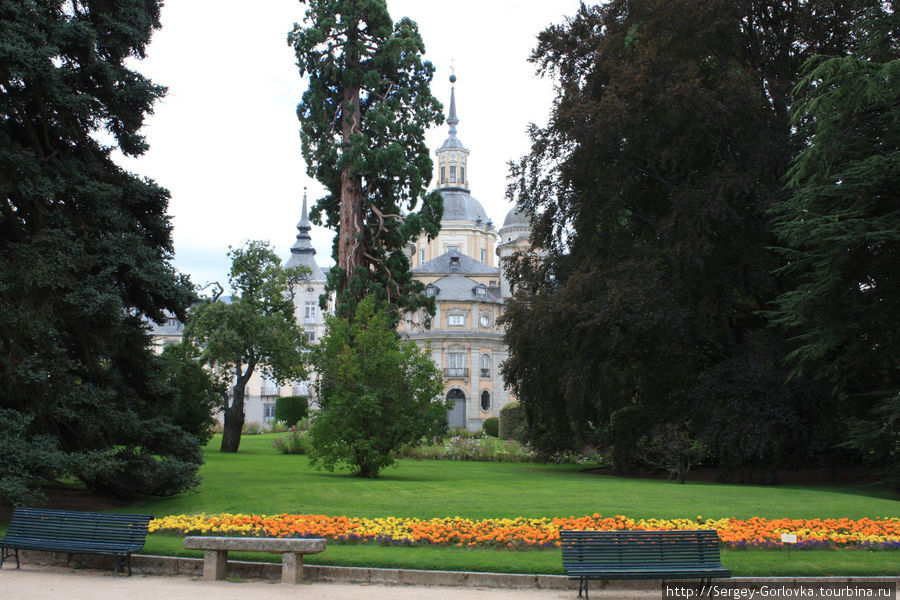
(0, 507, 153, 576)
(561, 530, 730, 599)
(183, 536, 326, 584)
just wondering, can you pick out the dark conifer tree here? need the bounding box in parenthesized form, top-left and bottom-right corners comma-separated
(0, 0, 200, 501)
(289, 0, 444, 322)
(770, 7, 899, 484)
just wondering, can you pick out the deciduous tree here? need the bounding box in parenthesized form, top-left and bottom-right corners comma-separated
(185, 241, 308, 453)
(502, 0, 879, 471)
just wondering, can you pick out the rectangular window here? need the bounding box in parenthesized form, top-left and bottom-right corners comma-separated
(304, 300, 317, 323)
(263, 403, 276, 420)
(460, 167, 465, 183)
(420, 249, 426, 265)
(440, 166, 445, 184)
(448, 314, 464, 326)
(305, 331, 316, 343)
(480, 249, 486, 263)
(446, 353, 467, 377)
(450, 165, 457, 183)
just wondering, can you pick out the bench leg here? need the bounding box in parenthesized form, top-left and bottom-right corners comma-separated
(203, 550, 228, 581)
(281, 552, 303, 584)
(0, 547, 18, 569)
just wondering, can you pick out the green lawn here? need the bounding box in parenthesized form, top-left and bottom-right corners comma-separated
(28, 434, 900, 576)
(126, 435, 899, 521)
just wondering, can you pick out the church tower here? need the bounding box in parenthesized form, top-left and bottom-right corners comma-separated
(435, 73, 470, 191)
(413, 74, 497, 268)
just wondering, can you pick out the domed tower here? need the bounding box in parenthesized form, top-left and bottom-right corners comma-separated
(496, 204, 533, 298)
(412, 74, 498, 270)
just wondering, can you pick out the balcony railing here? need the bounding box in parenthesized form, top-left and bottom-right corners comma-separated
(260, 385, 279, 397)
(443, 367, 468, 379)
(480, 368, 490, 379)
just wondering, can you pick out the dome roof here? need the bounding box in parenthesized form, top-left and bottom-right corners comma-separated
(502, 204, 529, 228)
(441, 190, 489, 223)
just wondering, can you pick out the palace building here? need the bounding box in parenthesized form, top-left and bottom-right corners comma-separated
(150, 74, 531, 431)
(399, 73, 530, 430)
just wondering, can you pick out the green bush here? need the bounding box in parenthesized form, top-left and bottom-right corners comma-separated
(499, 402, 524, 441)
(273, 428, 313, 455)
(482, 417, 499, 438)
(275, 396, 309, 427)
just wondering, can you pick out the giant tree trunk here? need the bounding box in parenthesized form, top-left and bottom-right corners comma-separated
(220, 385, 246, 453)
(338, 80, 366, 302)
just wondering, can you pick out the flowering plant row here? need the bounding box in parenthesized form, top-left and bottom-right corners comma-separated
(150, 513, 900, 550)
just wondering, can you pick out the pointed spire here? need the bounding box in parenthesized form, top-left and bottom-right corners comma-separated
(447, 71, 459, 136)
(292, 187, 314, 254)
(299, 187, 310, 229)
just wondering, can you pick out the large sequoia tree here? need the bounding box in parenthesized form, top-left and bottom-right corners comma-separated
(501, 0, 886, 475)
(289, 0, 444, 322)
(0, 0, 201, 502)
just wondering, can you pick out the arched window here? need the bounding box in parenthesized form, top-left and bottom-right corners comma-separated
(480, 390, 491, 412)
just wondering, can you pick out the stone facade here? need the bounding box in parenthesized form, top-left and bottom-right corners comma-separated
(149, 76, 531, 431)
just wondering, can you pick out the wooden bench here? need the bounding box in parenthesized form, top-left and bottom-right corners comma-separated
(0, 507, 153, 576)
(561, 530, 730, 599)
(183, 536, 326, 584)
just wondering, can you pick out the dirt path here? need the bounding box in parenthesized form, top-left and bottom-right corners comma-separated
(0, 565, 659, 600)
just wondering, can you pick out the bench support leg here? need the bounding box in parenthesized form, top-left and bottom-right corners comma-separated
(578, 577, 590, 600)
(282, 552, 303, 584)
(203, 550, 228, 581)
(1, 548, 20, 569)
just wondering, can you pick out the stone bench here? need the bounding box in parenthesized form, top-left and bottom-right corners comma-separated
(183, 536, 326, 584)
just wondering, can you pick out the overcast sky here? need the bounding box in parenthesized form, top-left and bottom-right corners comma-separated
(119, 0, 582, 289)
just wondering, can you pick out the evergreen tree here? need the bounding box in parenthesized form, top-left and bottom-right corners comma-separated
(0, 0, 201, 500)
(308, 296, 446, 478)
(770, 9, 899, 483)
(288, 0, 444, 322)
(185, 241, 308, 453)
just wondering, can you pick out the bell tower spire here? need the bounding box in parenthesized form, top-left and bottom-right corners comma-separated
(436, 71, 470, 192)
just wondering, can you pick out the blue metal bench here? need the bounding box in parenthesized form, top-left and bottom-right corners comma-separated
(561, 529, 731, 599)
(0, 507, 153, 576)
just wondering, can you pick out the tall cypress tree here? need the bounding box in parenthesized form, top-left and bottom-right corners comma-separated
(0, 1, 200, 501)
(288, 0, 443, 322)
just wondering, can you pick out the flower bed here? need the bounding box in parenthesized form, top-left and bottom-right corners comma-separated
(150, 513, 900, 550)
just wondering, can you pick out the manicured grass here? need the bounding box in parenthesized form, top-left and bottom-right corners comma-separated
(9, 434, 895, 576)
(126, 434, 899, 522)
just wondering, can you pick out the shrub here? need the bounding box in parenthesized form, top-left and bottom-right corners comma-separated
(308, 296, 447, 478)
(499, 402, 524, 441)
(275, 396, 309, 427)
(273, 428, 313, 455)
(482, 417, 499, 438)
(242, 421, 263, 435)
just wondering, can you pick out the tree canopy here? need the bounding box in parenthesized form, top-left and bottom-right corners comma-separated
(0, 0, 201, 501)
(770, 12, 899, 482)
(501, 0, 889, 477)
(185, 241, 308, 453)
(289, 0, 444, 323)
